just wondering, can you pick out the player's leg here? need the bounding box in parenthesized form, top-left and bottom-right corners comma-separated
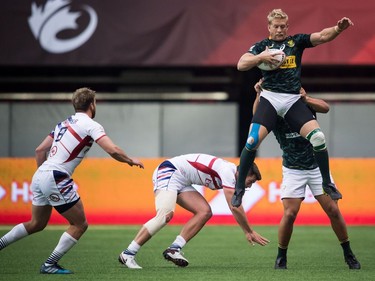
(120, 162, 180, 269)
(233, 97, 276, 207)
(1, 170, 53, 251)
(40, 199, 87, 274)
(0, 204, 52, 251)
(163, 190, 212, 267)
(120, 189, 178, 269)
(275, 198, 302, 269)
(275, 167, 308, 269)
(285, 101, 341, 200)
(316, 195, 360, 269)
(175, 190, 212, 243)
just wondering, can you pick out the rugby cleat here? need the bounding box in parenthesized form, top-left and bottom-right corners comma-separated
(323, 183, 342, 200)
(163, 248, 189, 267)
(231, 189, 245, 208)
(344, 253, 361, 269)
(118, 252, 142, 269)
(274, 256, 287, 269)
(40, 263, 73, 274)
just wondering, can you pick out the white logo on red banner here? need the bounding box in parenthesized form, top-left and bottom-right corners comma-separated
(28, 0, 98, 54)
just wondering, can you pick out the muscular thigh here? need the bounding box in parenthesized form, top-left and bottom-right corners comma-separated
(252, 97, 278, 133)
(284, 99, 316, 133)
(177, 191, 211, 214)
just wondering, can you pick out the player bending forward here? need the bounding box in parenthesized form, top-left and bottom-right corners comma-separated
(119, 153, 270, 269)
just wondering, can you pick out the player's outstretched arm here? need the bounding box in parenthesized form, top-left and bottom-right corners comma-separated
(310, 17, 353, 46)
(223, 187, 270, 246)
(96, 136, 144, 168)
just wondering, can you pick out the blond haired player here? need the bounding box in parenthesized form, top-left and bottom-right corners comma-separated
(233, 9, 354, 208)
(0, 88, 144, 274)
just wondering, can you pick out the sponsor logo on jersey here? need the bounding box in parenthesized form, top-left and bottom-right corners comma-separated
(279, 56, 296, 69)
(285, 132, 300, 139)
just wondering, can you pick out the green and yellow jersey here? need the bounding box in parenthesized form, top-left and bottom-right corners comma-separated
(273, 114, 318, 170)
(249, 34, 313, 94)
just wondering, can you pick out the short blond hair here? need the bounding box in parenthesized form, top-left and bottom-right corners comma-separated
(72, 87, 96, 112)
(267, 9, 288, 24)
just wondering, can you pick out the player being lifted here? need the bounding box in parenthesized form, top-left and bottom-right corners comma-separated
(232, 9, 354, 208)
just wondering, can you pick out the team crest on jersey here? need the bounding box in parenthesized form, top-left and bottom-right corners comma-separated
(287, 40, 295, 47)
(50, 146, 57, 157)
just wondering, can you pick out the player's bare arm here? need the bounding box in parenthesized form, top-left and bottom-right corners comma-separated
(300, 88, 330, 113)
(223, 187, 269, 246)
(238, 48, 281, 71)
(35, 135, 53, 167)
(310, 17, 353, 46)
(97, 136, 144, 168)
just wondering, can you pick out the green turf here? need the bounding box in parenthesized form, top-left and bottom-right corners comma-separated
(0, 225, 373, 281)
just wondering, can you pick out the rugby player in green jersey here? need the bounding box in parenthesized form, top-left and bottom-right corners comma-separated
(232, 9, 354, 208)
(253, 80, 361, 270)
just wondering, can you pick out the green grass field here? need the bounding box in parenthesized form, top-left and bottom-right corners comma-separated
(0, 225, 373, 281)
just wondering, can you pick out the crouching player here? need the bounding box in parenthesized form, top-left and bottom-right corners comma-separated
(118, 153, 270, 269)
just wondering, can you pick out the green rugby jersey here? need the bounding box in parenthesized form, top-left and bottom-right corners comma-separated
(249, 34, 313, 94)
(273, 116, 318, 170)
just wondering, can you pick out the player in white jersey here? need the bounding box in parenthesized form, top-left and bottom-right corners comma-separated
(0, 87, 144, 274)
(119, 154, 270, 269)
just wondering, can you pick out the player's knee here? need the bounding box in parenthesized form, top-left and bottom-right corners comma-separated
(306, 128, 326, 151)
(245, 123, 261, 150)
(284, 209, 298, 223)
(26, 219, 48, 233)
(80, 221, 89, 233)
(324, 204, 340, 220)
(198, 207, 212, 223)
(165, 210, 174, 223)
(144, 208, 172, 236)
(70, 221, 88, 238)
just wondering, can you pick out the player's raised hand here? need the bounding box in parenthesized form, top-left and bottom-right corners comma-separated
(337, 17, 353, 31)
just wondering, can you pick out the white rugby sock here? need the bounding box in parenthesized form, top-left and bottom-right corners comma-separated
(45, 232, 77, 265)
(170, 235, 186, 249)
(0, 223, 28, 250)
(126, 240, 141, 255)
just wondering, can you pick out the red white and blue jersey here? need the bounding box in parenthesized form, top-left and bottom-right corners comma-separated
(163, 154, 237, 190)
(39, 112, 106, 176)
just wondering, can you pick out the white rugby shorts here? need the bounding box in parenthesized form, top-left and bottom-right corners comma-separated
(152, 165, 196, 193)
(281, 166, 334, 199)
(31, 169, 80, 206)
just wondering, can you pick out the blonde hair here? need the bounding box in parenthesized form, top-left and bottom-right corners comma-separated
(72, 87, 96, 112)
(267, 9, 288, 24)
